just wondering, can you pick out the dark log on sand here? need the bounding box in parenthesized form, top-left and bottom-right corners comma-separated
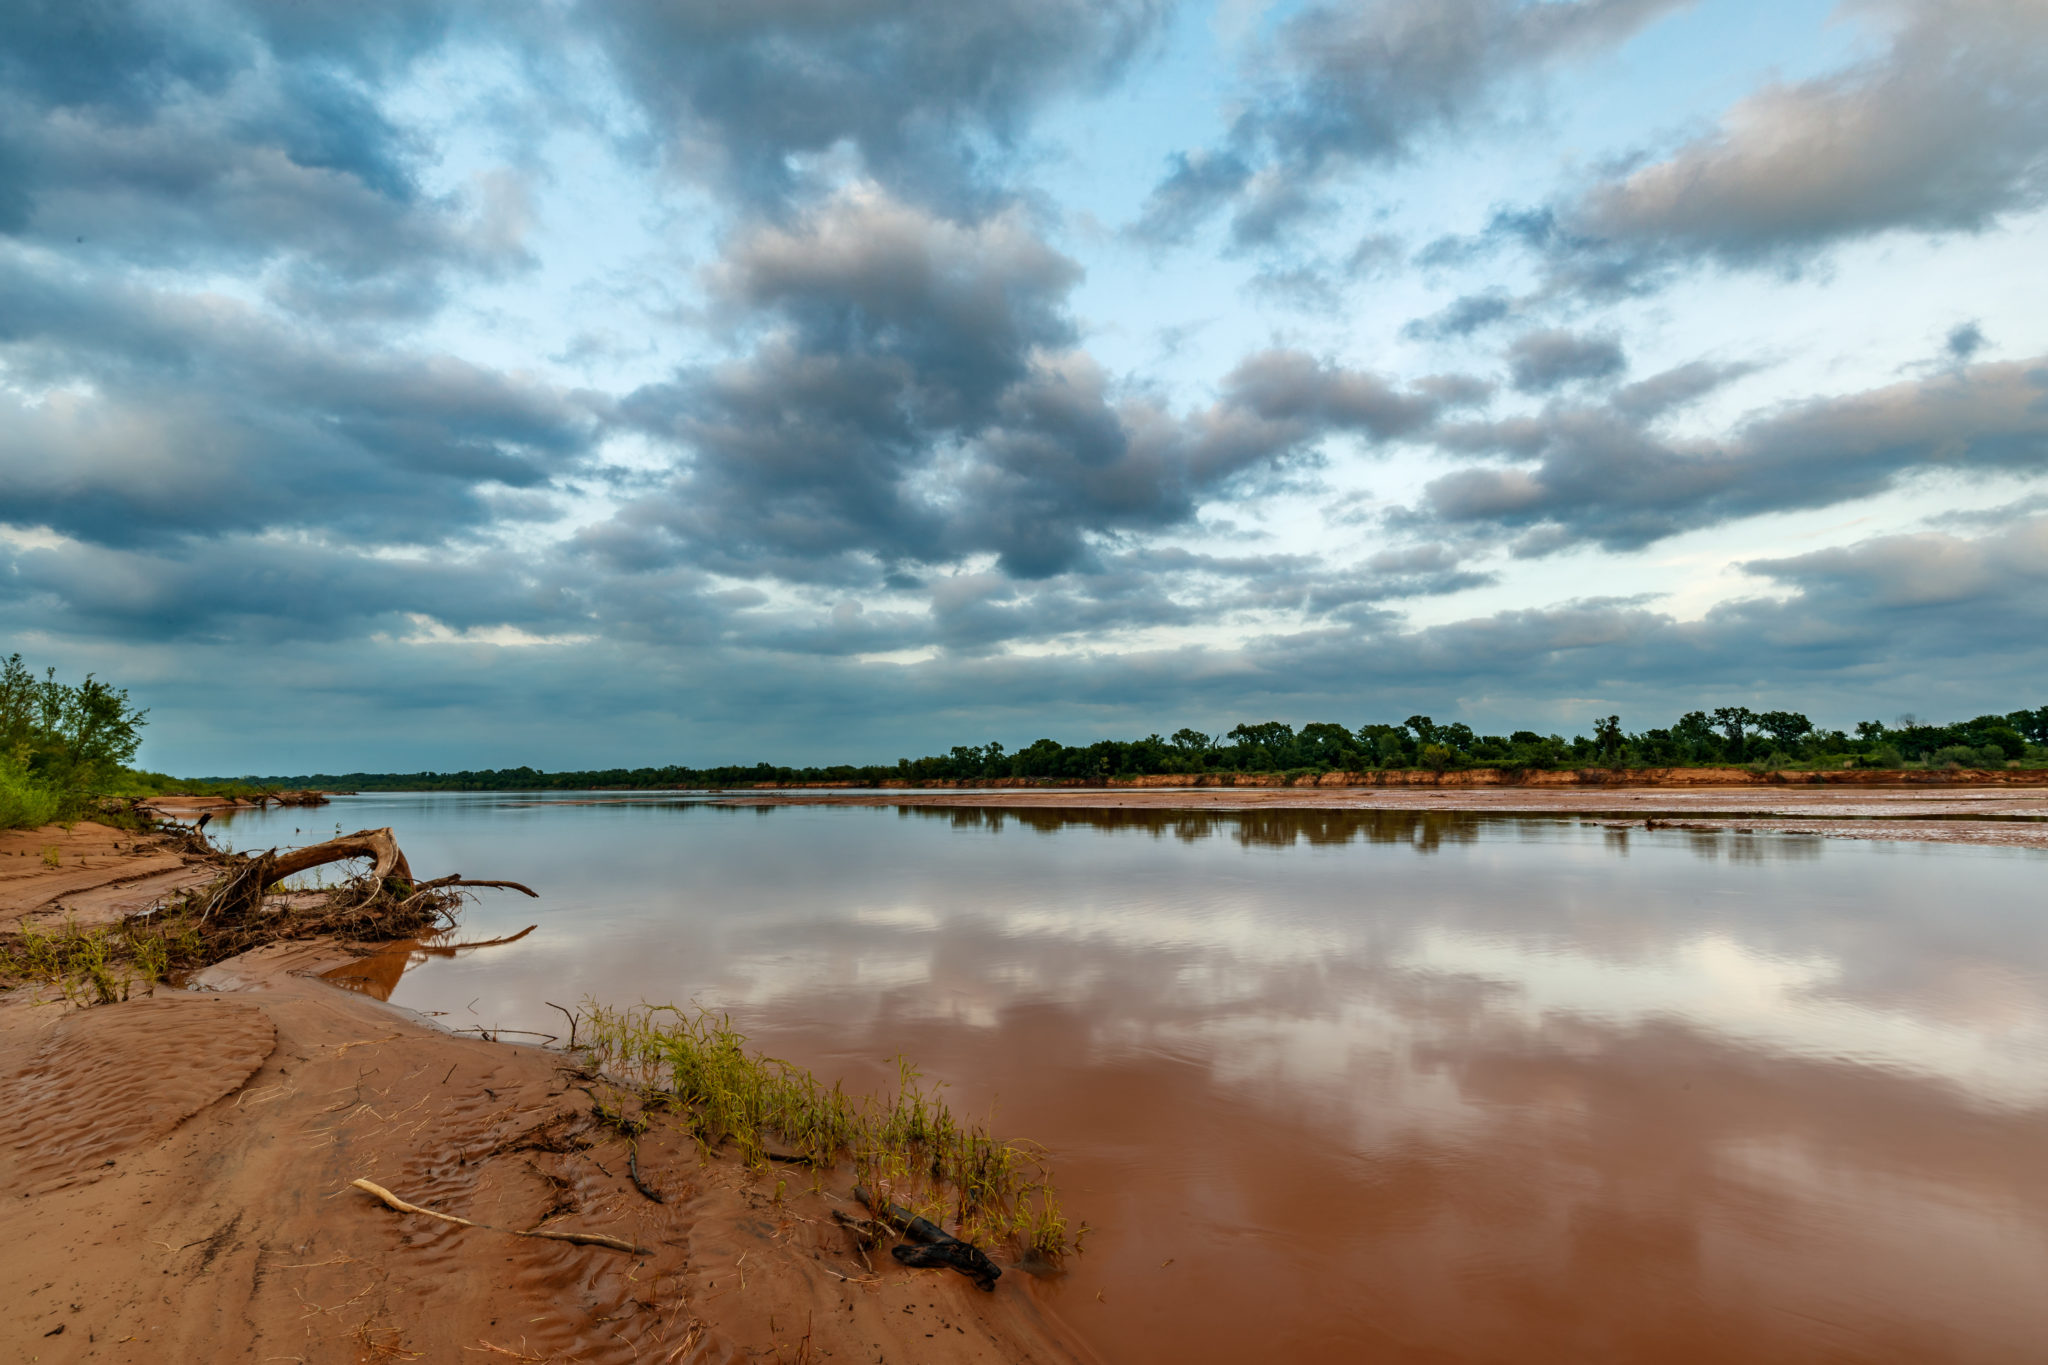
(854, 1185, 1003, 1291)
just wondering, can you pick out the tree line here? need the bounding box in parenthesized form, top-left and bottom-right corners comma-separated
(255, 705, 2048, 791)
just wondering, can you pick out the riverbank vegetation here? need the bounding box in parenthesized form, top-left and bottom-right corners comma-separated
(0, 654, 149, 829)
(242, 705, 2048, 790)
(1, 655, 298, 828)
(575, 1003, 1071, 1260)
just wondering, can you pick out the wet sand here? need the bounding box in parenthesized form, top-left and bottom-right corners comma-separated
(718, 783, 2048, 849)
(0, 821, 219, 932)
(0, 836, 1097, 1364)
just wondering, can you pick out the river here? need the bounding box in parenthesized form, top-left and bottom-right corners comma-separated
(210, 793, 2048, 1364)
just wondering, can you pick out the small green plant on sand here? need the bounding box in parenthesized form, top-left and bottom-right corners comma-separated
(3, 911, 211, 1004)
(575, 1003, 1077, 1262)
(3, 918, 136, 1004)
(40, 844, 61, 868)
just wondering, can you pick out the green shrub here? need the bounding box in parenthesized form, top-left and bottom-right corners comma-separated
(0, 756, 64, 831)
(0, 655, 147, 829)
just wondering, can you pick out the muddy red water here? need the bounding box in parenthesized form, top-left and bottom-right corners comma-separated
(219, 795, 2048, 1363)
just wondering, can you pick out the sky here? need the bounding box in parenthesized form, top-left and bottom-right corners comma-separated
(3, 0, 2046, 774)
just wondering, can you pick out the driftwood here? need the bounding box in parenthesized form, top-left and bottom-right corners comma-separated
(406, 874, 539, 898)
(350, 1178, 648, 1255)
(195, 829, 538, 935)
(854, 1185, 1002, 1291)
(626, 1142, 665, 1204)
(198, 827, 414, 922)
(267, 828, 415, 885)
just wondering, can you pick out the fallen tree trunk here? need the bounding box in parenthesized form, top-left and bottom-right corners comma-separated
(265, 827, 414, 885)
(199, 827, 414, 922)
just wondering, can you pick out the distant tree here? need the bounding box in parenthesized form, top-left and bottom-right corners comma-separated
(1634, 728, 1679, 764)
(1358, 723, 1411, 767)
(1711, 706, 1760, 759)
(1592, 714, 1624, 763)
(1967, 721, 2026, 759)
(1227, 722, 1294, 750)
(1298, 722, 1356, 769)
(2005, 708, 2048, 744)
(1227, 721, 1296, 770)
(1757, 710, 1814, 746)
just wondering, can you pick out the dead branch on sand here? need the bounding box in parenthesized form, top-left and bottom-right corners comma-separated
(1, 819, 541, 1000)
(349, 1178, 649, 1255)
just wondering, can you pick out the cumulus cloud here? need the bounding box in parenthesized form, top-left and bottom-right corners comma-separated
(1134, 0, 1689, 247)
(1506, 329, 1626, 393)
(2, 535, 585, 646)
(7, 1, 2047, 771)
(1744, 514, 2048, 612)
(597, 187, 1462, 581)
(583, 0, 1169, 207)
(0, 263, 597, 548)
(1946, 321, 1988, 361)
(1402, 290, 1515, 341)
(1552, 0, 2048, 286)
(0, 0, 526, 314)
(1608, 360, 1758, 420)
(1416, 354, 2048, 550)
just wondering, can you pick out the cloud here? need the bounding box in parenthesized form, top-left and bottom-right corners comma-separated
(1553, 0, 2048, 286)
(1946, 321, 1987, 361)
(1744, 514, 2048, 612)
(598, 186, 1462, 581)
(1133, 0, 1689, 247)
(1236, 513, 2048, 723)
(1402, 290, 1515, 341)
(1506, 329, 1626, 393)
(16, 507, 2043, 773)
(1, 535, 585, 646)
(0, 263, 598, 548)
(1417, 354, 2048, 550)
(1609, 360, 1758, 420)
(0, 0, 523, 313)
(583, 0, 1169, 207)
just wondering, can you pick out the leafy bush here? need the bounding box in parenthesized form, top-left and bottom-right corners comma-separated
(0, 755, 63, 830)
(0, 655, 148, 829)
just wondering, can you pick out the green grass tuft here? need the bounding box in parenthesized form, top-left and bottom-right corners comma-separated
(575, 1003, 1076, 1261)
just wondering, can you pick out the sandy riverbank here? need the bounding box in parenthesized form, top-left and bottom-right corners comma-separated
(0, 826, 1097, 1365)
(0, 821, 221, 932)
(716, 784, 2048, 850)
(722, 765, 2048, 790)
(135, 791, 331, 816)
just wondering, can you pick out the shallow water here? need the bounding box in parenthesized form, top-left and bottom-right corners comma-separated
(215, 795, 2048, 1363)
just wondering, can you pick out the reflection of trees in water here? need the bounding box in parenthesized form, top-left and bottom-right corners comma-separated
(1679, 830, 1824, 863)
(897, 805, 1833, 859)
(899, 804, 1498, 851)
